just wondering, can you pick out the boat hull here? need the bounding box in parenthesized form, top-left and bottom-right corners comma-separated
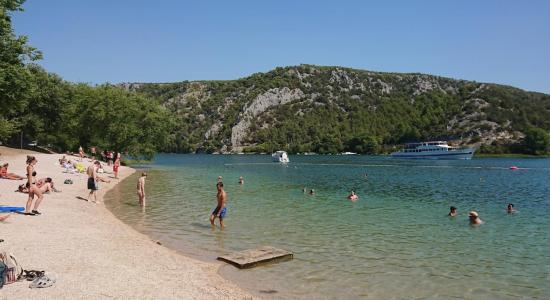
(391, 148, 475, 160)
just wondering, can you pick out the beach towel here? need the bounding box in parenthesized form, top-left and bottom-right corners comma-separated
(0, 206, 24, 213)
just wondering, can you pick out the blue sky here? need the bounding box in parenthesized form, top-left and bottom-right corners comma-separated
(12, 0, 550, 93)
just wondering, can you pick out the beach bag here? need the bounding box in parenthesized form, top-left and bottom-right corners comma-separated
(0, 260, 5, 288)
(64, 179, 73, 184)
(0, 252, 23, 285)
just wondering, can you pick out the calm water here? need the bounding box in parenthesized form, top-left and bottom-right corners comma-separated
(105, 155, 550, 299)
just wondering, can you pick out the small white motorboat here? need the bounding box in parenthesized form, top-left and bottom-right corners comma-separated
(272, 151, 290, 163)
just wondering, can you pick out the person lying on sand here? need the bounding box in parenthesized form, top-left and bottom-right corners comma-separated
(0, 213, 11, 222)
(0, 163, 25, 180)
(36, 178, 61, 192)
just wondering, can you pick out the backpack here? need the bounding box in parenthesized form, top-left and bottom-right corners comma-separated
(0, 252, 23, 286)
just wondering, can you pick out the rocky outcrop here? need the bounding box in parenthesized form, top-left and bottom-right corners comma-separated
(230, 87, 305, 149)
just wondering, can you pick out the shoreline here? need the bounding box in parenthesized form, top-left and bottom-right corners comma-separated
(0, 150, 253, 299)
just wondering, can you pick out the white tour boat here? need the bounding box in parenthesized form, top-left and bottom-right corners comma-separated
(391, 141, 475, 159)
(272, 151, 290, 163)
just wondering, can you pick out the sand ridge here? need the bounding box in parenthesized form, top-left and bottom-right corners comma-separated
(0, 152, 253, 299)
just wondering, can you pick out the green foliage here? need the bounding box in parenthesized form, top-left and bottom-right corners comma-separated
(0, 2, 174, 158)
(130, 65, 550, 155)
(522, 127, 550, 155)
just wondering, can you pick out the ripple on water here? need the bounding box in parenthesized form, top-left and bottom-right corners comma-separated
(105, 155, 550, 299)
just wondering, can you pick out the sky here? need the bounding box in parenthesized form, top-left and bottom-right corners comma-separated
(12, 0, 550, 93)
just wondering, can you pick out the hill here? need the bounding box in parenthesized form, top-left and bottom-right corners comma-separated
(123, 65, 550, 154)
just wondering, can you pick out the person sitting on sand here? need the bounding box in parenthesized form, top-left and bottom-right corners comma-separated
(59, 155, 67, 166)
(137, 172, 147, 207)
(469, 211, 483, 225)
(507, 203, 515, 213)
(0, 163, 25, 180)
(210, 182, 227, 229)
(347, 190, 358, 201)
(448, 206, 457, 217)
(0, 213, 11, 222)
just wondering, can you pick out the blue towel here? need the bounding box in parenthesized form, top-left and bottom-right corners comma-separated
(0, 206, 25, 212)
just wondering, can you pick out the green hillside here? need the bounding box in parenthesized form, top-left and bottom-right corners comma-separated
(126, 65, 550, 154)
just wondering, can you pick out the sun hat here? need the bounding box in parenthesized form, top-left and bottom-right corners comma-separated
(469, 211, 479, 217)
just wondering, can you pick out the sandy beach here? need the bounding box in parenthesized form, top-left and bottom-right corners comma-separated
(0, 147, 252, 299)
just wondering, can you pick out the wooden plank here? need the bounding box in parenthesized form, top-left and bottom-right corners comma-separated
(217, 246, 293, 269)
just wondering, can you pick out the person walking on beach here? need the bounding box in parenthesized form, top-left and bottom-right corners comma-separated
(87, 161, 100, 203)
(469, 211, 483, 225)
(137, 172, 147, 207)
(24, 156, 44, 215)
(210, 182, 227, 229)
(78, 146, 84, 162)
(113, 152, 121, 179)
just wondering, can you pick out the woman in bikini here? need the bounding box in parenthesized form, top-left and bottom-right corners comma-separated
(25, 156, 44, 215)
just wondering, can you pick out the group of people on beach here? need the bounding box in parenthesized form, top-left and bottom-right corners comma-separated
(448, 203, 516, 225)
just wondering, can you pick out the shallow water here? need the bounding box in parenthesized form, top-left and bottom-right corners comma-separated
(105, 155, 550, 299)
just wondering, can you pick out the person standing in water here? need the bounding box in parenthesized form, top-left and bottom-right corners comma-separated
(210, 182, 227, 229)
(469, 211, 483, 225)
(448, 206, 458, 217)
(507, 203, 515, 213)
(238, 176, 244, 185)
(137, 172, 147, 207)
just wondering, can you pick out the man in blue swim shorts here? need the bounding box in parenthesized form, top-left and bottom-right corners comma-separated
(210, 182, 227, 228)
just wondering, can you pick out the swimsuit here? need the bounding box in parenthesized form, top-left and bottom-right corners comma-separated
(87, 177, 98, 190)
(212, 206, 227, 219)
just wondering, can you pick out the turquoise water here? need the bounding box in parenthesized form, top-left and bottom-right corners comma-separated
(105, 155, 550, 299)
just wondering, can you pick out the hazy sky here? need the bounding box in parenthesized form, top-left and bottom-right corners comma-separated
(12, 0, 550, 93)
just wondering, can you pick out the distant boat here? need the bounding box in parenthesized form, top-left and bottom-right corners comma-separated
(341, 152, 357, 155)
(272, 151, 290, 163)
(391, 141, 475, 159)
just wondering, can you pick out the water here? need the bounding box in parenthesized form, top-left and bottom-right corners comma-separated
(105, 154, 550, 299)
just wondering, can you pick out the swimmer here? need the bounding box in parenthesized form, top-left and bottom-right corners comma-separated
(238, 176, 244, 185)
(469, 211, 483, 225)
(309, 189, 315, 195)
(448, 206, 457, 217)
(302, 187, 307, 193)
(347, 190, 359, 201)
(507, 203, 515, 213)
(217, 176, 223, 183)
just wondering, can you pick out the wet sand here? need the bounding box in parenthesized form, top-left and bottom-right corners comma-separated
(0, 149, 253, 299)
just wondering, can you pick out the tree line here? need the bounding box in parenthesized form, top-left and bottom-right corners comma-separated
(0, 1, 174, 159)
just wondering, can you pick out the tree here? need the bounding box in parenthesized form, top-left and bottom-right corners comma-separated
(522, 127, 550, 155)
(0, 0, 42, 141)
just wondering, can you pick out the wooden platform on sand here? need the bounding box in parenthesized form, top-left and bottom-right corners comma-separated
(217, 246, 293, 269)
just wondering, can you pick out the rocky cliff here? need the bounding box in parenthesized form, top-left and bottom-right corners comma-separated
(123, 65, 550, 154)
